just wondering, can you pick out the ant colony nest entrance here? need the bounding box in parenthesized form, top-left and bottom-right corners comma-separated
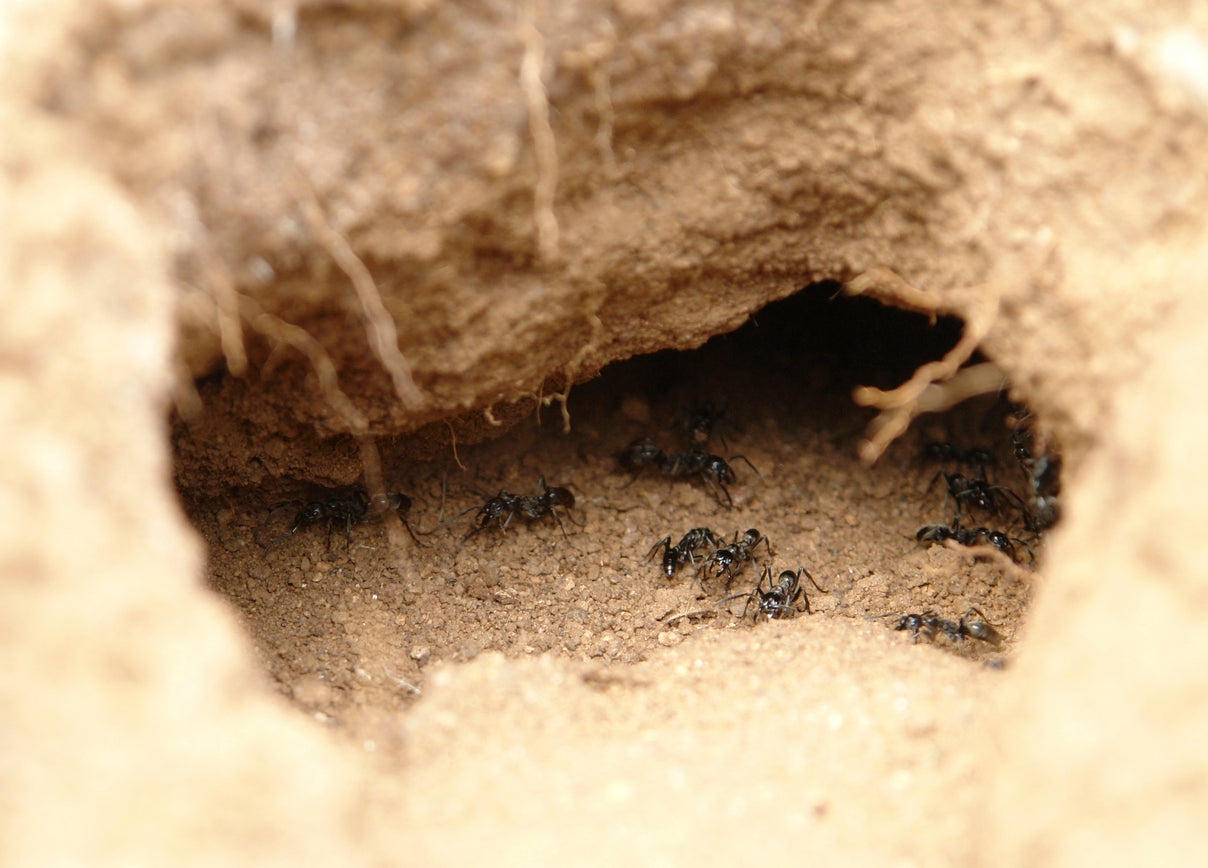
(175, 281, 1059, 727)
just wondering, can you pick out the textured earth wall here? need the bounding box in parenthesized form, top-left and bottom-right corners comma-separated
(3, 0, 1208, 864)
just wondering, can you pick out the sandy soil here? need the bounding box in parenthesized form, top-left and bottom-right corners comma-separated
(5, 1, 1208, 865)
(177, 294, 1038, 863)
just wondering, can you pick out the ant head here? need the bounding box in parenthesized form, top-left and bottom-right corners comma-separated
(547, 487, 574, 508)
(299, 503, 325, 522)
(618, 438, 663, 469)
(706, 456, 735, 482)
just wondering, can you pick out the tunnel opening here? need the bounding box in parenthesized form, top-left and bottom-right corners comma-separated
(176, 280, 1053, 729)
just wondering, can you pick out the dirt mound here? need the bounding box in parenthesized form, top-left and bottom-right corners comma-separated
(3, 0, 1208, 864)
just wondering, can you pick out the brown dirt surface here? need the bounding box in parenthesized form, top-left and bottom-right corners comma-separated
(181, 306, 1036, 863)
(4, 0, 1208, 865)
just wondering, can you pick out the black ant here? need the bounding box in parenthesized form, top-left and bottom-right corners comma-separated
(915, 523, 1033, 563)
(932, 471, 1024, 520)
(698, 528, 772, 591)
(681, 399, 728, 447)
(661, 447, 757, 507)
(617, 438, 758, 507)
(647, 527, 721, 578)
(461, 476, 575, 546)
(1011, 407, 1062, 532)
(892, 607, 1002, 647)
(1021, 499, 1060, 534)
(722, 565, 827, 621)
(617, 437, 666, 474)
(263, 487, 412, 555)
(1019, 452, 1062, 533)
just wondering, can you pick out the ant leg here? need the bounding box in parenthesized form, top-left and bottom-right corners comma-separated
(715, 590, 754, 619)
(262, 531, 293, 557)
(714, 561, 734, 594)
(799, 568, 828, 594)
(793, 585, 810, 616)
(400, 519, 424, 547)
(646, 537, 672, 563)
(964, 606, 994, 625)
(696, 469, 733, 507)
(993, 485, 1028, 514)
(693, 562, 713, 598)
(730, 454, 762, 480)
(924, 469, 945, 498)
(551, 508, 571, 540)
(741, 592, 757, 621)
(414, 502, 480, 536)
(457, 517, 488, 551)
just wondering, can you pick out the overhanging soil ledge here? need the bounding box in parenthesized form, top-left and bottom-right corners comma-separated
(4, 1, 1208, 865)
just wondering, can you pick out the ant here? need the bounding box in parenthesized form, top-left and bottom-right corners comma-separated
(647, 527, 721, 578)
(681, 399, 729, 447)
(915, 523, 1033, 563)
(698, 528, 772, 591)
(932, 471, 1024, 520)
(1021, 499, 1060, 534)
(461, 476, 575, 546)
(892, 607, 1002, 647)
(616, 438, 758, 507)
(263, 487, 412, 555)
(660, 447, 757, 507)
(1011, 407, 1062, 532)
(617, 437, 666, 474)
(722, 565, 827, 621)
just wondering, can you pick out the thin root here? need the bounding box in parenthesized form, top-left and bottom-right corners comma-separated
(539, 380, 573, 433)
(294, 175, 424, 410)
(942, 539, 1038, 584)
(656, 609, 718, 627)
(241, 295, 367, 433)
(190, 248, 396, 507)
(520, 0, 559, 262)
(209, 263, 249, 377)
(445, 420, 468, 471)
(238, 294, 388, 502)
(857, 362, 1008, 463)
(846, 267, 1002, 463)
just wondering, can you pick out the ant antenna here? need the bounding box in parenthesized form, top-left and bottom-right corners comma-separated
(730, 454, 763, 480)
